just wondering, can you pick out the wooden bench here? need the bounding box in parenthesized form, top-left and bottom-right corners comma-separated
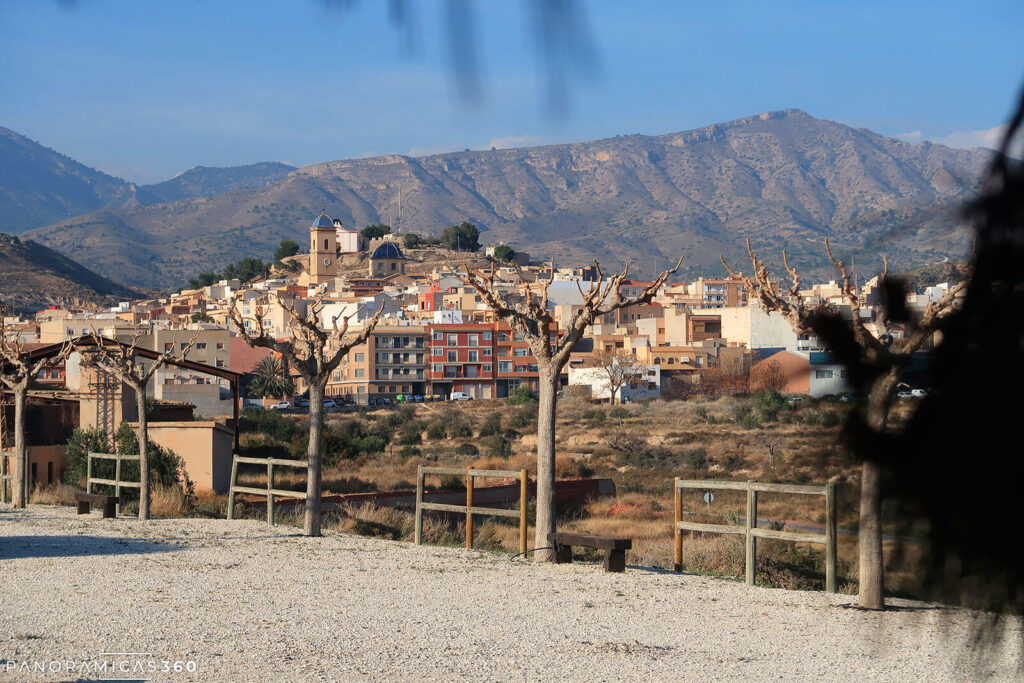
(547, 532, 632, 573)
(75, 492, 117, 519)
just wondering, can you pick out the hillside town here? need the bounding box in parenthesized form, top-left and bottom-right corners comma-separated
(0, 209, 956, 495)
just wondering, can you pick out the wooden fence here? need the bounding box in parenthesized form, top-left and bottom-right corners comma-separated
(673, 478, 838, 593)
(226, 454, 308, 525)
(415, 466, 529, 554)
(0, 451, 14, 503)
(87, 452, 141, 515)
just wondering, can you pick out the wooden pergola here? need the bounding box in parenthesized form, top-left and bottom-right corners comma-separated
(21, 336, 245, 450)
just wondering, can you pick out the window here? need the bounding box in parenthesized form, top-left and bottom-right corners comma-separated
(498, 361, 513, 372)
(432, 364, 443, 373)
(432, 347, 444, 356)
(216, 342, 224, 350)
(482, 348, 492, 356)
(196, 343, 207, 350)
(468, 334, 479, 346)
(355, 353, 364, 362)
(513, 348, 527, 357)
(815, 369, 834, 379)
(483, 363, 492, 372)
(324, 238, 329, 250)
(528, 364, 538, 373)
(468, 351, 478, 362)
(447, 350, 457, 362)
(432, 331, 443, 340)
(482, 332, 492, 340)
(498, 348, 508, 356)
(355, 369, 365, 378)
(164, 343, 173, 352)
(215, 359, 225, 368)
(448, 334, 458, 346)
(513, 333, 524, 341)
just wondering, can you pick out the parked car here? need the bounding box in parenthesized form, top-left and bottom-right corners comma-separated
(910, 388, 928, 398)
(450, 391, 473, 401)
(295, 397, 309, 408)
(786, 396, 805, 405)
(895, 390, 913, 399)
(268, 401, 291, 410)
(323, 399, 337, 409)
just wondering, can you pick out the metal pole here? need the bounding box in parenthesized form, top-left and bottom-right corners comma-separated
(115, 455, 122, 515)
(519, 469, 528, 555)
(745, 482, 757, 586)
(825, 483, 837, 593)
(673, 477, 682, 572)
(414, 466, 424, 545)
(267, 460, 275, 526)
(227, 454, 238, 520)
(466, 468, 474, 549)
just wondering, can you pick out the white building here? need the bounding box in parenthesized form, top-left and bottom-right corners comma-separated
(568, 363, 661, 403)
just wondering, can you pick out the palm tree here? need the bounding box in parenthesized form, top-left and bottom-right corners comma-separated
(247, 356, 293, 400)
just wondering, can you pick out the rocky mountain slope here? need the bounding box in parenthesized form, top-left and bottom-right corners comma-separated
(140, 162, 295, 204)
(25, 110, 992, 288)
(0, 233, 141, 313)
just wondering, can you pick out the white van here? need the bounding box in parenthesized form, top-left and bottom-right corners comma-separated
(450, 392, 473, 401)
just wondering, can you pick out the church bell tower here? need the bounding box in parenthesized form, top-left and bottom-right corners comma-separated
(309, 209, 339, 285)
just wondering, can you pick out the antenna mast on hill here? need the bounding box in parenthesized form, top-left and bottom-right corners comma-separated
(398, 180, 403, 233)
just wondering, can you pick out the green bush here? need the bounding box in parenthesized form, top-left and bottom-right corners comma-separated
(448, 423, 473, 438)
(482, 434, 513, 459)
(510, 406, 536, 429)
(63, 427, 112, 486)
(398, 425, 423, 445)
(439, 474, 466, 490)
(608, 406, 630, 420)
(426, 421, 448, 440)
(683, 447, 708, 470)
(582, 409, 606, 424)
(399, 445, 421, 458)
(752, 389, 787, 423)
(478, 412, 503, 437)
(507, 386, 537, 405)
(821, 410, 840, 428)
(455, 443, 479, 456)
(242, 407, 301, 442)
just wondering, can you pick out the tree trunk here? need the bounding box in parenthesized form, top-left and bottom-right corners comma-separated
(305, 379, 325, 537)
(12, 381, 27, 508)
(858, 368, 899, 610)
(533, 366, 560, 561)
(136, 383, 150, 520)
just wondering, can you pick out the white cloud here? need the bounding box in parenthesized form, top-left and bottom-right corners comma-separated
(897, 130, 922, 141)
(930, 124, 1006, 150)
(485, 134, 550, 150)
(407, 143, 469, 157)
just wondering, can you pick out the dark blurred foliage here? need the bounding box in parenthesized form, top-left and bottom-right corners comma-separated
(323, 0, 599, 114)
(885, 88, 1024, 620)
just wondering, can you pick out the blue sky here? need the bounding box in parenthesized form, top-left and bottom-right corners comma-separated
(1, 0, 1021, 183)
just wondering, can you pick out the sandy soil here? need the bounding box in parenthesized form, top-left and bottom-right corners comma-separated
(1, 506, 1020, 681)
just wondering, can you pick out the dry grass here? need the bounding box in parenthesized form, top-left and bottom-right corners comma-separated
(29, 483, 79, 506)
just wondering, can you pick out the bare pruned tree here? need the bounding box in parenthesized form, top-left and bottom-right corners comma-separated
(722, 239, 969, 610)
(74, 328, 200, 520)
(229, 294, 384, 536)
(592, 347, 645, 404)
(452, 258, 681, 560)
(751, 358, 787, 393)
(0, 308, 73, 507)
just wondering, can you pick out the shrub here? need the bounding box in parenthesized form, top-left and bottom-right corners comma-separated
(242, 407, 301, 442)
(619, 478, 647, 494)
(289, 430, 347, 466)
(455, 443, 479, 456)
(683, 447, 708, 470)
(448, 423, 473, 438)
(439, 474, 466, 490)
(507, 386, 538, 405)
(398, 425, 423, 445)
(752, 389, 787, 423)
(482, 434, 513, 459)
(609, 406, 630, 420)
(734, 404, 761, 430)
(63, 426, 111, 486)
(821, 410, 840, 428)
(478, 412, 503, 437)
(510, 406, 536, 429)
(426, 421, 447, 440)
(399, 445, 421, 458)
(582, 409, 606, 424)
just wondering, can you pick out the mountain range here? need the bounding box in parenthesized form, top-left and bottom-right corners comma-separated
(3, 110, 992, 290)
(0, 232, 140, 313)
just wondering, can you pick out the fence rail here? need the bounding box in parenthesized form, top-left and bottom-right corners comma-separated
(226, 454, 308, 525)
(674, 478, 838, 593)
(415, 466, 529, 554)
(0, 451, 14, 504)
(87, 452, 141, 514)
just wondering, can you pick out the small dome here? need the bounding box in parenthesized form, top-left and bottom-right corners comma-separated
(370, 241, 405, 260)
(311, 210, 334, 229)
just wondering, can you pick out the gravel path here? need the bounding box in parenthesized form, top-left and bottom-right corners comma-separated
(1, 506, 1020, 681)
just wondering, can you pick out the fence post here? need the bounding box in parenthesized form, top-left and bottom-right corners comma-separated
(114, 455, 122, 515)
(519, 469, 528, 555)
(266, 459, 275, 526)
(414, 465, 424, 545)
(825, 482, 837, 593)
(87, 453, 93, 496)
(745, 482, 757, 586)
(466, 469, 474, 549)
(2, 453, 8, 504)
(226, 454, 238, 520)
(673, 477, 682, 572)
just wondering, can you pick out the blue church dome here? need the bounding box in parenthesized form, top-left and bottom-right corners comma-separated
(370, 241, 405, 260)
(311, 210, 334, 229)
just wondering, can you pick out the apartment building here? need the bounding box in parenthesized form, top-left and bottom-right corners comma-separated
(328, 326, 427, 402)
